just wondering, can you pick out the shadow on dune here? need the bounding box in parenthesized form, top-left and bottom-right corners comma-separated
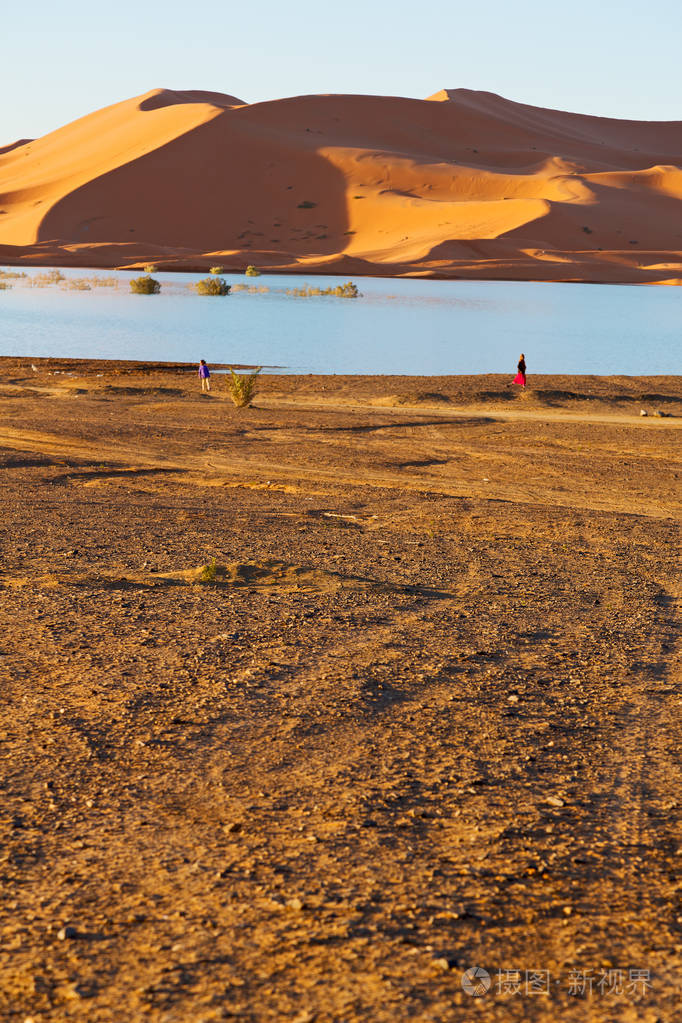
(38, 106, 349, 256)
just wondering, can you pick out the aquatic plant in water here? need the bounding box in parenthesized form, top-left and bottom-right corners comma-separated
(195, 277, 231, 296)
(130, 275, 161, 294)
(286, 281, 359, 298)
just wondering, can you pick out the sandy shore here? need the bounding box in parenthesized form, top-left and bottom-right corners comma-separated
(0, 362, 680, 1021)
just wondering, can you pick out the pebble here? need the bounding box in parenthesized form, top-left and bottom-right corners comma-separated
(546, 796, 565, 808)
(286, 896, 305, 911)
(640, 409, 648, 417)
(57, 925, 78, 940)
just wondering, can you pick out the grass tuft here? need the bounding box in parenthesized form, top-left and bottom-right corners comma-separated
(227, 367, 262, 408)
(286, 281, 359, 298)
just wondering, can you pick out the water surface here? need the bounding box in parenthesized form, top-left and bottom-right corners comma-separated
(1, 269, 680, 374)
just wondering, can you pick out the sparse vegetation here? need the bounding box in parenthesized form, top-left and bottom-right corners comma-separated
(58, 275, 119, 290)
(88, 275, 119, 288)
(245, 265, 261, 276)
(60, 279, 91, 290)
(209, 266, 224, 275)
(27, 270, 65, 287)
(297, 200, 317, 209)
(0, 269, 27, 279)
(0, 281, 11, 290)
(227, 367, 262, 408)
(143, 263, 158, 274)
(231, 283, 270, 294)
(130, 275, 161, 294)
(286, 281, 359, 298)
(195, 276, 231, 296)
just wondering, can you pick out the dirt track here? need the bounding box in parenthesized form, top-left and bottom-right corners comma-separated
(0, 362, 680, 1022)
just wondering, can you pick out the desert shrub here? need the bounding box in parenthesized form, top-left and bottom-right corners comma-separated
(143, 263, 158, 274)
(0, 269, 27, 279)
(0, 281, 11, 290)
(130, 275, 161, 294)
(209, 265, 224, 275)
(195, 276, 231, 296)
(227, 367, 261, 408)
(245, 265, 261, 276)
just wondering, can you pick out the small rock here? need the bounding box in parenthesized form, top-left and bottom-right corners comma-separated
(433, 954, 458, 971)
(286, 896, 305, 911)
(57, 925, 78, 940)
(223, 821, 242, 834)
(653, 409, 666, 417)
(640, 409, 648, 417)
(507, 694, 519, 703)
(546, 796, 565, 808)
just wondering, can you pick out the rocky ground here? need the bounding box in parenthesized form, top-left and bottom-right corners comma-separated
(0, 361, 680, 1022)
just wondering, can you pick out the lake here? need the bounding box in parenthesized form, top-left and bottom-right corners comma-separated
(1, 268, 680, 374)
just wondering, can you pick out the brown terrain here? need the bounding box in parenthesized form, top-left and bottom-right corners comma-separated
(0, 360, 680, 1022)
(0, 88, 681, 284)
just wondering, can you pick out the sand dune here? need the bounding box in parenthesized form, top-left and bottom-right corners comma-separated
(0, 87, 680, 282)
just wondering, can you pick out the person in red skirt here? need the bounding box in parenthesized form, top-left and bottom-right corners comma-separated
(513, 353, 527, 388)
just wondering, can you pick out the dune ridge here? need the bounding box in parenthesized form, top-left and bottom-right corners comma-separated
(1, 87, 681, 283)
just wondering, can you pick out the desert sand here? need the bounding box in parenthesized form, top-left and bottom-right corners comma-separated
(0, 88, 681, 284)
(0, 361, 680, 1021)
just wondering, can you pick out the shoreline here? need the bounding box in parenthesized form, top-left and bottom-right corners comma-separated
(1, 253, 680, 286)
(2, 359, 681, 420)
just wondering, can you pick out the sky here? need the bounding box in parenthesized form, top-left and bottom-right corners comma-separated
(4, 0, 681, 143)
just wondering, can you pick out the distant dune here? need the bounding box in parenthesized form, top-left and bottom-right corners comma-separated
(1, 87, 681, 283)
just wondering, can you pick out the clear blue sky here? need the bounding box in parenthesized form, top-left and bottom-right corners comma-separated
(4, 0, 681, 143)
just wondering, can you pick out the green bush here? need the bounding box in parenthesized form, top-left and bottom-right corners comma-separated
(209, 265, 224, 275)
(195, 276, 231, 296)
(198, 558, 218, 583)
(130, 275, 161, 294)
(245, 265, 261, 277)
(227, 367, 261, 408)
